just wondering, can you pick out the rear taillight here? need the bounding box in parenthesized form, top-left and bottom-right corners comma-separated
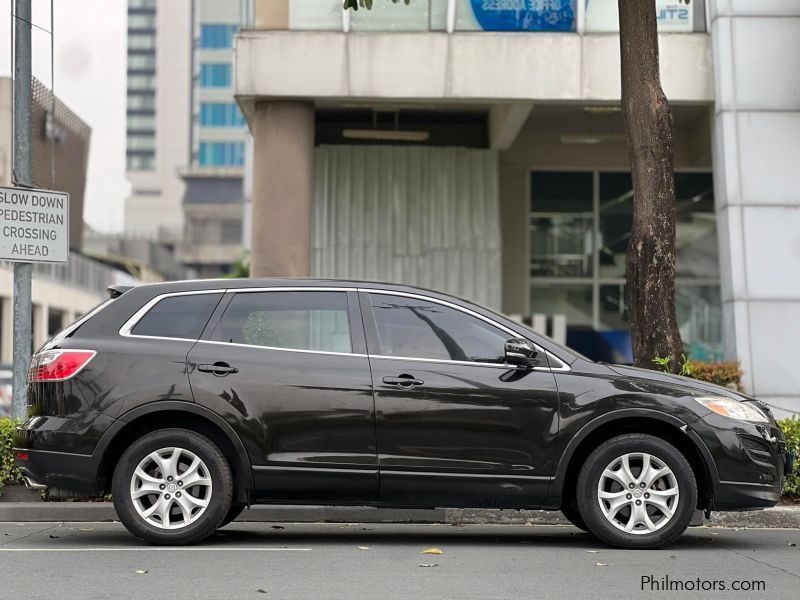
(28, 350, 96, 382)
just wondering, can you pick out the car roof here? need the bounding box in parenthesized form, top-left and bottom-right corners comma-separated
(113, 278, 458, 299)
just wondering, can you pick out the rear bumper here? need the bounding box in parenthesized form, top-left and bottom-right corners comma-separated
(13, 447, 100, 496)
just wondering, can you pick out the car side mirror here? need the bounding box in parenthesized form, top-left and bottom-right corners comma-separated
(504, 338, 538, 369)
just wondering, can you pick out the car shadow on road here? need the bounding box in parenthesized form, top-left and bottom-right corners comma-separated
(197, 524, 764, 551)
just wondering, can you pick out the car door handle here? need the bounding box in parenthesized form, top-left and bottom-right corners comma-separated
(382, 374, 424, 387)
(198, 362, 239, 376)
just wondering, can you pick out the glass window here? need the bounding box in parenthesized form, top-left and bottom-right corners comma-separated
(350, 0, 430, 31)
(127, 93, 155, 110)
(199, 63, 232, 88)
(127, 113, 156, 130)
(289, 0, 343, 30)
(598, 172, 633, 279)
(200, 24, 239, 49)
(456, 0, 577, 32)
(128, 33, 156, 50)
(129, 0, 156, 8)
(200, 103, 245, 127)
(131, 294, 223, 340)
(530, 171, 594, 278)
(370, 293, 508, 363)
(128, 53, 156, 70)
(198, 142, 245, 167)
(128, 13, 156, 29)
(210, 292, 352, 353)
(128, 74, 156, 90)
(126, 153, 154, 170)
(585, 0, 701, 33)
(675, 173, 718, 279)
(127, 134, 155, 151)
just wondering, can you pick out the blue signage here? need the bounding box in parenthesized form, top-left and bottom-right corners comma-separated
(469, 0, 576, 32)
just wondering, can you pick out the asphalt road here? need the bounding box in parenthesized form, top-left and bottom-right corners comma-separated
(1, 522, 798, 600)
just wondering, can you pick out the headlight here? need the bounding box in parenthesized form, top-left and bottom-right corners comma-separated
(694, 396, 769, 423)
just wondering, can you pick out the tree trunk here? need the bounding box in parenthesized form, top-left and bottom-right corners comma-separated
(618, 0, 683, 373)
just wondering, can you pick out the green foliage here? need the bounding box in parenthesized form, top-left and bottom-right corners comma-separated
(226, 252, 251, 279)
(0, 418, 24, 495)
(652, 355, 743, 390)
(779, 417, 800, 496)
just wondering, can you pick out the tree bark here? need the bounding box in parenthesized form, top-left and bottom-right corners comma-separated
(618, 0, 683, 373)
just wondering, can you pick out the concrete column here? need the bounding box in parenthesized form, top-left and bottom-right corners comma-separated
(33, 303, 48, 350)
(0, 297, 12, 363)
(709, 1, 800, 417)
(250, 101, 314, 278)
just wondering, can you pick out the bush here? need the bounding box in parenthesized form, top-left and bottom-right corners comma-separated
(779, 417, 800, 497)
(0, 418, 24, 495)
(684, 360, 743, 391)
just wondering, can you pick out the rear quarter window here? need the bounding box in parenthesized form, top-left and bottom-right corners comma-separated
(130, 293, 223, 340)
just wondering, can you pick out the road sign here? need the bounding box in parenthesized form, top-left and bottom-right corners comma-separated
(0, 185, 69, 263)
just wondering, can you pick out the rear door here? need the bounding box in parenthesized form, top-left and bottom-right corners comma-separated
(188, 288, 378, 503)
(361, 290, 560, 509)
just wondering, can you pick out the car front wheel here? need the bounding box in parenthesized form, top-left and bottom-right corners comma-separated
(576, 433, 697, 549)
(112, 428, 233, 545)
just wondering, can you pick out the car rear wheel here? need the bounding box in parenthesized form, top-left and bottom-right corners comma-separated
(112, 428, 233, 545)
(576, 433, 697, 549)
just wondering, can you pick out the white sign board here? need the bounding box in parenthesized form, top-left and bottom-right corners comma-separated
(0, 186, 70, 263)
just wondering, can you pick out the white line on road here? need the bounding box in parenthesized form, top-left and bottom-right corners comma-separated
(0, 547, 312, 553)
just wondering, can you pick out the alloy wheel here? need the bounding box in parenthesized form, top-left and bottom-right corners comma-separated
(129, 446, 213, 530)
(597, 452, 679, 535)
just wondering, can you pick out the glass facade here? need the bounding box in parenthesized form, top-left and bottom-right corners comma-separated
(200, 103, 245, 127)
(529, 170, 721, 363)
(126, 1, 156, 171)
(200, 24, 239, 49)
(199, 142, 245, 167)
(200, 63, 232, 88)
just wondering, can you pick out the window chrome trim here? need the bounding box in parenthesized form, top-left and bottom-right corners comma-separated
(118, 289, 227, 341)
(359, 288, 571, 372)
(195, 339, 364, 358)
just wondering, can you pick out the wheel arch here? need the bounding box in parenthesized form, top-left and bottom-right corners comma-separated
(550, 409, 717, 512)
(94, 401, 253, 503)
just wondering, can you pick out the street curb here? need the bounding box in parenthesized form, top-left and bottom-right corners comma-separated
(1, 502, 798, 528)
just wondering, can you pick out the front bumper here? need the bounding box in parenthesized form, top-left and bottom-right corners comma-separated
(690, 413, 786, 511)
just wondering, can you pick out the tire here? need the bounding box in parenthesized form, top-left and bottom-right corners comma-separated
(560, 501, 588, 532)
(218, 503, 247, 528)
(576, 433, 697, 550)
(112, 428, 233, 545)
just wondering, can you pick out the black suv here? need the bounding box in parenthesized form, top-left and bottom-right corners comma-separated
(14, 279, 789, 548)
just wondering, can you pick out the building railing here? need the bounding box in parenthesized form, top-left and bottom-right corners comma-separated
(0, 252, 128, 298)
(253, 1, 705, 34)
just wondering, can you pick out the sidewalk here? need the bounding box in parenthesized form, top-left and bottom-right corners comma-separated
(1, 502, 798, 528)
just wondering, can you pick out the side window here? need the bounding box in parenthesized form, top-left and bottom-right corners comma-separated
(369, 294, 508, 363)
(210, 291, 352, 353)
(131, 293, 222, 340)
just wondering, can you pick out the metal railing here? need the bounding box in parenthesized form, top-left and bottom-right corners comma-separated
(1, 251, 123, 297)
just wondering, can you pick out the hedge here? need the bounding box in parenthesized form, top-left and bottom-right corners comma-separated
(0, 418, 23, 495)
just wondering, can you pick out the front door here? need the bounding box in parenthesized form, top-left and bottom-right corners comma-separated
(361, 291, 560, 509)
(188, 288, 377, 503)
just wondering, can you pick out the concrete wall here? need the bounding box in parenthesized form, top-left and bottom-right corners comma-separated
(709, 0, 800, 415)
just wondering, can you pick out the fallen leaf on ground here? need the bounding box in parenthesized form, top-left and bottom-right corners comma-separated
(256, 589, 267, 594)
(788, 542, 797, 547)
(271, 525, 285, 530)
(357, 546, 371, 550)
(49, 534, 59, 539)
(595, 562, 609, 567)
(586, 550, 599, 554)
(669, 555, 677, 559)
(421, 548, 443, 555)
(418, 564, 439, 568)
(134, 570, 148, 574)
(79, 528, 94, 532)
